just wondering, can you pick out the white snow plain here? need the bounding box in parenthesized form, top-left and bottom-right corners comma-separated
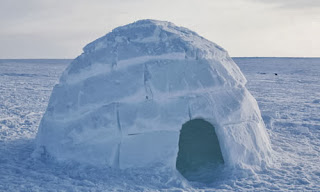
(0, 58, 319, 191)
(34, 20, 271, 171)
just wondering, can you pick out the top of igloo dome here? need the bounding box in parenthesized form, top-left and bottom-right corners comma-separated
(84, 19, 226, 57)
(61, 19, 246, 86)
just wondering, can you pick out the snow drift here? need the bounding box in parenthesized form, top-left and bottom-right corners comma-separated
(34, 20, 272, 174)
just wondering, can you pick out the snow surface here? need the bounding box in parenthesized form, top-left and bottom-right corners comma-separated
(0, 58, 319, 191)
(33, 20, 271, 171)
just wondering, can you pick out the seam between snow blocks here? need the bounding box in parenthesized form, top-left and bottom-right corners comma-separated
(116, 102, 122, 168)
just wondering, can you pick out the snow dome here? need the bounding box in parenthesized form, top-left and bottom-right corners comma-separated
(34, 19, 272, 180)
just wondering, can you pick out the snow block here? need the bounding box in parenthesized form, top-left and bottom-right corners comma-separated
(34, 20, 272, 173)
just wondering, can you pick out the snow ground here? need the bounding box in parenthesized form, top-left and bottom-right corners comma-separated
(0, 58, 319, 191)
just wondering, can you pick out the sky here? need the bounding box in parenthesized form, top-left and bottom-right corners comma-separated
(0, 0, 319, 58)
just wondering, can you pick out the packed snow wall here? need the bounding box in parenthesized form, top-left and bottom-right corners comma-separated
(34, 20, 272, 171)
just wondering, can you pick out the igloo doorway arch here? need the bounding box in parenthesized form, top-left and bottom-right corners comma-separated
(176, 119, 224, 182)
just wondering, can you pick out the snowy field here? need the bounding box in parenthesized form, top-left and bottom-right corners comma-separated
(0, 58, 319, 191)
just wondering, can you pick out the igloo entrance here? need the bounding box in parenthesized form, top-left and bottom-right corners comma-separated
(176, 119, 224, 182)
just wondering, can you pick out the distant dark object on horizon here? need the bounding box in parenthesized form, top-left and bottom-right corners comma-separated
(256, 72, 278, 76)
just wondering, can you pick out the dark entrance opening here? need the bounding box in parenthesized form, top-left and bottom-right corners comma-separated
(176, 119, 224, 182)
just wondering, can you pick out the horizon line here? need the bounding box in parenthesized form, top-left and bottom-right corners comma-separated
(0, 56, 320, 60)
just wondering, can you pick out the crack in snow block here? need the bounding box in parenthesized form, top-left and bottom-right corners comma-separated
(33, 19, 272, 176)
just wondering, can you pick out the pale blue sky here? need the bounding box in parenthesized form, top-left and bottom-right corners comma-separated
(0, 0, 319, 58)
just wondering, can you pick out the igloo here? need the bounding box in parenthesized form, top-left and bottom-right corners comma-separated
(34, 20, 272, 180)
